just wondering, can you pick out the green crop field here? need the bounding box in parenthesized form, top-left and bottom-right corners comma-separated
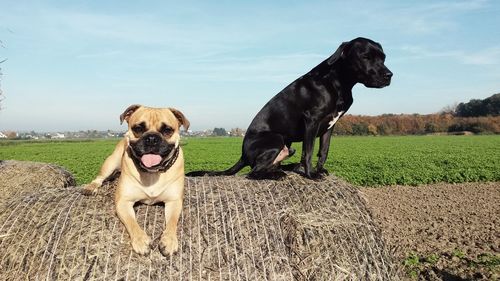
(0, 135, 499, 186)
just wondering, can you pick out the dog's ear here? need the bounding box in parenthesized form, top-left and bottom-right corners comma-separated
(169, 108, 190, 131)
(327, 41, 350, 65)
(120, 104, 142, 125)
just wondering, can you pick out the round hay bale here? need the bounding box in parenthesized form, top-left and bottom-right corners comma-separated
(0, 160, 75, 202)
(0, 174, 400, 280)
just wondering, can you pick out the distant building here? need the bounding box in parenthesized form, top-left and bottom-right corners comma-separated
(51, 133, 66, 139)
(0, 131, 17, 139)
(230, 128, 245, 137)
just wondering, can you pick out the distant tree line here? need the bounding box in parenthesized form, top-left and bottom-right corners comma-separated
(455, 93, 499, 117)
(334, 93, 500, 136)
(212, 128, 227, 136)
(335, 114, 499, 135)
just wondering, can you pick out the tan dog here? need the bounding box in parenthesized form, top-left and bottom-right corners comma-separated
(83, 104, 189, 256)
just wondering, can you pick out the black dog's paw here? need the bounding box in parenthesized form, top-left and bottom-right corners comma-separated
(316, 167, 330, 176)
(305, 171, 325, 181)
(281, 163, 304, 174)
(270, 171, 287, 180)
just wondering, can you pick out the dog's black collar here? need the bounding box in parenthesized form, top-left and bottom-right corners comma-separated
(128, 146, 179, 173)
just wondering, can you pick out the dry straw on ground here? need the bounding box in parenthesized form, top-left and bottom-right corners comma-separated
(0, 161, 400, 280)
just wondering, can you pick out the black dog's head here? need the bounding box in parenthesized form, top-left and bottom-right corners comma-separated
(328, 37, 392, 88)
(120, 104, 189, 173)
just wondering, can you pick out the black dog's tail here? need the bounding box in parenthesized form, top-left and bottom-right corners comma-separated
(186, 158, 246, 177)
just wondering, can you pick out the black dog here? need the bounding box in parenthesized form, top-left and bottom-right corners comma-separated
(187, 37, 392, 180)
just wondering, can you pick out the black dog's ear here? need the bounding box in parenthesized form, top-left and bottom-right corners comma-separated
(327, 41, 349, 65)
(169, 108, 190, 131)
(120, 104, 142, 124)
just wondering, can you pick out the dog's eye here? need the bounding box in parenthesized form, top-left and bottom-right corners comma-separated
(362, 54, 370, 60)
(132, 124, 146, 135)
(160, 125, 174, 136)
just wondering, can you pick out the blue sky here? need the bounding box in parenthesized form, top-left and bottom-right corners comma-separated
(1, 0, 499, 131)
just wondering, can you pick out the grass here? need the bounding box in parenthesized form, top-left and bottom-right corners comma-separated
(403, 250, 500, 279)
(326, 135, 499, 186)
(474, 253, 500, 269)
(0, 135, 499, 186)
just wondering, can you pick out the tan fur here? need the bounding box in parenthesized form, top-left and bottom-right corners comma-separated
(83, 105, 188, 256)
(273, 145, 290, 165)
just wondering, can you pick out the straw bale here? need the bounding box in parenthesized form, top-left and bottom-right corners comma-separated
(0, 160, 75, 205)
(0, 164, 399, 280)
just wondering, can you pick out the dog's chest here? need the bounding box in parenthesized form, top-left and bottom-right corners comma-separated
(327, 111, 345, 129)
(134, 186, 165, 204)
(136, 181, 181, 204)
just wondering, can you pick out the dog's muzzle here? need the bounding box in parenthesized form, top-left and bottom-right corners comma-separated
(382, 70, 393, 86)
(371, 70, 393, 88)
(127, 134, 180, 173)
(128, 145, 179, 173)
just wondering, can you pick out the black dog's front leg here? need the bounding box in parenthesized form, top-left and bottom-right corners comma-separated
(316, 128, 333, 175)
(301, 111, 322, 180)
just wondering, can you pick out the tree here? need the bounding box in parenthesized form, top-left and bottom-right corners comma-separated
(367, 124, 378, 135)
(439, 102, 458, 115)
(376, 123, 392, 135)
(455, 93, 500, 117)
(483, 93, 500, 116)
(212, 128, 227, 136)
(352, 123, 369, 135)
(456, 99, 484, 117)
(424, 122, 438, 133)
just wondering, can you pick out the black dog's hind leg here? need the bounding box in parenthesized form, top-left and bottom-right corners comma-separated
(277, 144, 304, 174)
(280, 144, 300, 169)
(316, 128, 333, 175)
(248, 150, 287, 180)
(246, 133, 288, 180)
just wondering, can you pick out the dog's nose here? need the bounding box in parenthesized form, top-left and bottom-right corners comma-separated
(384, 71, 393, 80)
(144, 134, 161, 146)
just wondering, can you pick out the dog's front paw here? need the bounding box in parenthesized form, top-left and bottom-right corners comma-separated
(80, 182, 100, 196)
(131, 231, 152, 255)
(305, 171, 325, 181)
(316, 167, 330, 176)
(159, 233, 179, 257)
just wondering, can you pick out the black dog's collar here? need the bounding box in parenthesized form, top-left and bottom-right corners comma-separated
(127, 146, 179, 173)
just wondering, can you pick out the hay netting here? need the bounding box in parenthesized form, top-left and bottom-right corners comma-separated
(0, 160, 75, 204)
(0, 173, 399, 280)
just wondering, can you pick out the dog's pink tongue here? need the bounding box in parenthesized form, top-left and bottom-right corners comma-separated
(141, 154, 162, 168)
